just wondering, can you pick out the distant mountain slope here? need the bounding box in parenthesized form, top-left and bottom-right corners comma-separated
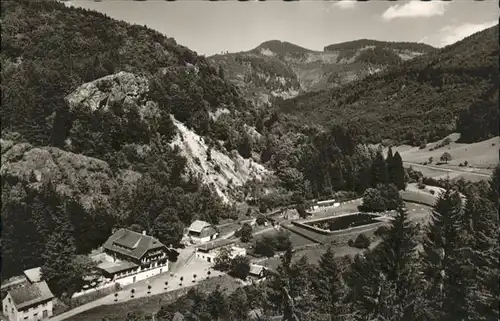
(209, 52, 301, 107)
(251, 40, 315, 55)
(278, 25, 499, 146)
(324, 39, 435, 61)
(209, 39, 435, 105)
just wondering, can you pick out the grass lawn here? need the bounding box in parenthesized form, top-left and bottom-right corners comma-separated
(384, 134, 498, 182)
(65, 276, 241, 321)
(254, 228, 316, 248)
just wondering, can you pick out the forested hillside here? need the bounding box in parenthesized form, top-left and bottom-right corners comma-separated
(208, 52, 301, 108)
(210, 39, 435, 106)
(279, 25, 499, 146)
(0, 0, 258, 282)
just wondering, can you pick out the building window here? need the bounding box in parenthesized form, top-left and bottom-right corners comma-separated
(24, 317, 28, 320)
(43, 310, 48, 318)
(8, 298, 11, 303)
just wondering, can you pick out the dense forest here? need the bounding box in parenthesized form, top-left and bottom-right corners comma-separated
(281, 25, 499, 146)
(104, 167, 500, 321)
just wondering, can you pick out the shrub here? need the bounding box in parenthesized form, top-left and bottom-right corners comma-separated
(419, 143, 426, 149)
(229, 256, 250, 280)
(440, 152, 452, 164)
(255, 236, 276, 257)
(374, 225, 390, 237)
(353, 233, 371, 249)
(418, 183, 426, 189)
(347, 239, 354, 247)
(463, 160, 468, 166)
(238, 223, 253, 243)
(256, 215, 267, 226)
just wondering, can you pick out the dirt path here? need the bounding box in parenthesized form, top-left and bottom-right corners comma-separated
(403, 162, 491, 182)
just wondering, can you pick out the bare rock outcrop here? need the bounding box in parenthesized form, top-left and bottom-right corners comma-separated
(1, 139, 141, 209)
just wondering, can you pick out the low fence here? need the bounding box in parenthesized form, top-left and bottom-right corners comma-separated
(71, 282, 116, 299)
(281, 224, 324, 244)
(401, 190, 437, 207)
(290, 214, 386, 237)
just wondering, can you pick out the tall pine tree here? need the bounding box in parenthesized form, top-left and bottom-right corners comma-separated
(313, 247, 345, 320)
(386, 146, 395, 186)
(421, 189, 469, 321)
(375, 206, 421, 320)
(370, 150, 388, 187)
(392, 152, 406, 190)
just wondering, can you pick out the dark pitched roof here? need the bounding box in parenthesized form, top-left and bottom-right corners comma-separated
(9, 281, 54, 311)
(103, 229, 166, 261)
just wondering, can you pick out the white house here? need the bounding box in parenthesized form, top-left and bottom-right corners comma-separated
(195, 239, 246, 264)
(248, 264, 267, 279)
(96, 229, 172, 287)
(2, 280, 54, 321)
(186, 220, 219, 244)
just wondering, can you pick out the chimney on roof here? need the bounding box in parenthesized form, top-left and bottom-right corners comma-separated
(142, 230, 146, 235)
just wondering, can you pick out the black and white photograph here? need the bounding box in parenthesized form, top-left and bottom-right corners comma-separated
(1, 0, 498, 320)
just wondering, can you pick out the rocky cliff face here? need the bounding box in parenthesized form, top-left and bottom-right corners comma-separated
(52, 71, 271, 204)
(1, 139, 140, 209)
(62, 71, 161, 154)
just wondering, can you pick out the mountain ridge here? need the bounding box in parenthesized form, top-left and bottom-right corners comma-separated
(278, 24, 499, 146)
(209, 38, 436, 106)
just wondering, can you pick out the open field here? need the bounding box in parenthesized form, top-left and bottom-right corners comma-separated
(384, 134, 498, 181)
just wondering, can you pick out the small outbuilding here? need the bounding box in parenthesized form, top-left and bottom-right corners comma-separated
(186, 220, 219, 244)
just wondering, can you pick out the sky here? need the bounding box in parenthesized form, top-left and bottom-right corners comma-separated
(66, 0, 499, 56)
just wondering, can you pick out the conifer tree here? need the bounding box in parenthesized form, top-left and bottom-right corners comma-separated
(421, 188, 469, 321)
(465, 170, 499, 320)
(392, 152, 406, 190)
(376, 206, 421, 319)
(313, 247, 344, 320)
(370, 150, 388, 187)
(345, 251, 391, 320)
(41, 203, 80, 296)
(386, 146, 395, 185)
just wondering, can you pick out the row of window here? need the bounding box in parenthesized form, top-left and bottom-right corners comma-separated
(114, 261, 167, 279)
(22, 309, 48, 320)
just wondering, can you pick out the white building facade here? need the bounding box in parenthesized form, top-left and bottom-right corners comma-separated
(2, 281, 54, 321)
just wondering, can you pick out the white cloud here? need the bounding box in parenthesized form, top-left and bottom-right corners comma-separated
(382, 1, 449, 21)
(333, 1, 357, 10)
(438, 20, 498, 46)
